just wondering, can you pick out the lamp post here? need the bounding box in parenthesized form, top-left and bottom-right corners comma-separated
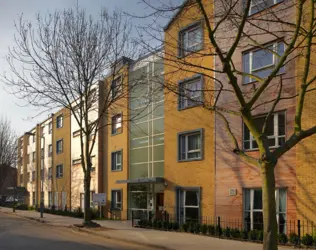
(25, 131, 44, 218)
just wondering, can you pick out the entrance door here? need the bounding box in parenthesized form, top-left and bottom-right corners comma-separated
(155, 193, 164, 220)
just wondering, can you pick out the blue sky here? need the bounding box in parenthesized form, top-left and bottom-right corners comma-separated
(0, 0, 179, 135)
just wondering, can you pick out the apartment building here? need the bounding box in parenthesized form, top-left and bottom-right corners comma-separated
(16, 0, 316, 228)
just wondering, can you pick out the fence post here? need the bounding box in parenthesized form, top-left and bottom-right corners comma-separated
(298, 220, 301, 247)
(132, 210, 134, 227)
(217, 216, 221, 237)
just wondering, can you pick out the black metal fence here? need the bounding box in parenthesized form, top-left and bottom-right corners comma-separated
(131, 211, 316, 247)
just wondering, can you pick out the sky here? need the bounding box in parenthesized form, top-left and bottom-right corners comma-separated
(0, 0, 176, 135)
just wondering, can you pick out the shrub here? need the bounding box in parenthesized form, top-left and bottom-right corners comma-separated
(240, 230, 248, 240)
(73, 207, 84, 218)
(289, 233, 300, 245)
(208, 225, 216, 235)
(256, 230, 264, 241)
(156, 220, 162, 229)
(301, 234, 313, 246)
(172, 222, 179, 231)
(188, 222, 195, 233)
(201, 224, 208, 235)
(182, 223, 189, 232)
(162, 221, 169, 230)
(248, 230, 258, 241)
(216, 225, 222, 236)
(195, 223, 201, 234)
(223, 227, 231, 238)
(230, 228, 241, 238)
(16, 204, 28, 210)
(278, 233, 288, 244)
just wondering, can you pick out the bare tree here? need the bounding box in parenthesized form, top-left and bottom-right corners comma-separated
(135, 0, 316, 249)
(2, 6, 138, 225)
(0, 117, 17, 192)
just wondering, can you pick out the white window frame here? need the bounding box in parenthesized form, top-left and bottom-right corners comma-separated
(73, 130, 80, 137)
(243, 112, 285, 150)
(179, 76, 203, 110)
(56, 139, 63, 154)
(112, 114, 122, 135)
(244, 41, 285, 84)
(111, 190, 122, 210)
(178, 129, 203, 161)
(179, 22, 203, 56)
(56, 115, 63, 129)
(244, 188, 286, 232)
(249, 0, 282, 15)
(111, 150, 122, 171)
(177, 189, 200, 224)
(56, 164, 63, 178)
(72, 158, 81, 165)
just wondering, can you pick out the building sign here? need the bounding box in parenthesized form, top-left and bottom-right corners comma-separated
(92, 193, 106, 205)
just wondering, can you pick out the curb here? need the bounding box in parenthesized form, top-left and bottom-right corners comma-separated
(71, 226, 173, 250)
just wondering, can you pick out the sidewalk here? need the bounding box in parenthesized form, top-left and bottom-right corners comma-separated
(0, 207, 288, 250)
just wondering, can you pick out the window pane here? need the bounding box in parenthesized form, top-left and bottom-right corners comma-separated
(185, 190, 198, 206)
(243, 52, 251, 83)
(153, 118, 164, 135)
(130, 148, 148, 164)
(279, 189, 286, 213)
(253, 189, 262, 210)
(244, 189, 251, 211)
(253, 212, 263, 230)
(253, 46, 273, 70)
(153, 103, 164, 118)
(188, 134, 201, 151)
(187, 26, 202, 48)
(153, 162, 164, 177)
(279, 213, 286, 234)
(188, 152, 201, 159)
(116, 152, 122, 165)
(254, 66, 273, 79)
(179, 135, 186, 160)
(278, 137, 285, 146)
(130, 122, 148, 139)
(244, 212, 251, 231)
(130, 108, 149, 123)
(129, 164, 148, 179)
(185, 207, 199, 222)
(244, 141, 250, 150)
(153, 145, 164, 161)
(268, 138, 276, 147)
(131, 137, 149, 149)
(252, 140, 258, 149)
(278, 113, 285, 136)
(117, 191, 122, 203)
(243, 124, 250, 140)
(254, 116, 265, 133)
(153, 134, 164, 145)
(130, 192, 147, 209)
(266, 117, 274, 136)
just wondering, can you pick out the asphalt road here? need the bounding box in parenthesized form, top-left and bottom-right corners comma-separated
(0, 212, 155, 250)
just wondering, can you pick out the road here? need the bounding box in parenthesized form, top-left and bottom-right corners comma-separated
(0, 212, 156, 250)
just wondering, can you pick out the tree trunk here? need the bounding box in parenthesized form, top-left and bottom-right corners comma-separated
(83, 175, 91, 225)
(261, 162, 278, 250)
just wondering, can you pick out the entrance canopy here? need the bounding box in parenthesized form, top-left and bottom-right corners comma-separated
(116, 177, 164, 184)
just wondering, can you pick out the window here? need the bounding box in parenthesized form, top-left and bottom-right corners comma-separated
(72, 158, 81, 165)
(243, 41, 285, 84)
(179, 22, 203, 57)
(41, 148, 44, 159)
(32, 134, 36, 143)
(48, 191, 53, 207)
(56, 164, 63, 178)
(48, 167, 52, 179)
(179, 76, 203, 110)
(73, 130, 80, 137)
(178, 129, 203, 161)
(56, 139, 63, 154)
(32, 152, 36, 162)
(40, 126, 44, 136)
(111, 150, 122, 171)
(48, 144, 52, 157)
(111, 76, 123, 99)
(27, 172, 30, 183)
(176, 188, 200, 224)
(244, 188, 286, 233)
(111, 114, 122, 135)
(20, 174, 23, 185)
(32, 192, 36, 206)
(48, 122, 52, 134)
(56, 115, 63, 128)
(111, 190, 122, 210)
(248, 0, 283, 15)
(32, 171, 35, 182)
(243, 112, 285, 150)
(40, 169, 44, 180)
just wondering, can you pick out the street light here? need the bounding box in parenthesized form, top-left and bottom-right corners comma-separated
(25, 131, 45, 218)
